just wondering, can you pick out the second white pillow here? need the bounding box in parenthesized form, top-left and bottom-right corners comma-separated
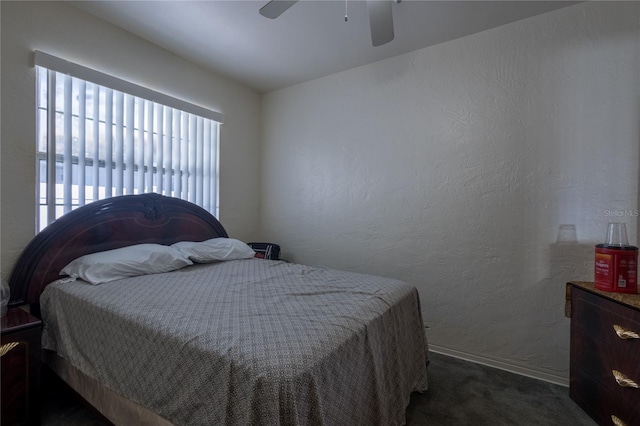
(172, 238, 256, 263)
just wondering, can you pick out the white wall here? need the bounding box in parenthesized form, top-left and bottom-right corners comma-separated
(261, 2, 640, 382)
(1, 1, 262, 276)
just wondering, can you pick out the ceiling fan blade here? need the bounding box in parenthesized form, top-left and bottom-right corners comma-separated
(259, 0, 299, 19)
(367, 0, 394, 47)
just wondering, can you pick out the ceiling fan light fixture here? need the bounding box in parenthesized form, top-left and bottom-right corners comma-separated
(258, 0, 397, 47)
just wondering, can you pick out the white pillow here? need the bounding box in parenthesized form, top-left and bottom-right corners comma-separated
(60, 244, 193, 285)
(172, 238, 256, 263)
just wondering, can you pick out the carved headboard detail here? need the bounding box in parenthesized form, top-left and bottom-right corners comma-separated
(8, 193, 228, 309)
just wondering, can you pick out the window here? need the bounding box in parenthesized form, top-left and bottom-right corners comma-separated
(35, 51, 223, 232)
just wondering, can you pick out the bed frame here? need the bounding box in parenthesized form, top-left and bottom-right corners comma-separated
(8, 193, 429, 426)
(8, 193, 228, 314)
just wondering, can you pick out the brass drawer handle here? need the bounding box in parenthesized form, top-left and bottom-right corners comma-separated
(0, 342, 19, 357)
(611, 415, 625, 426)
(614, 324, 640, 340)
(613, 370, 639, 388)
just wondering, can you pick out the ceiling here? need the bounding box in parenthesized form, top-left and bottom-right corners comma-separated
(71, 1, 578, 93)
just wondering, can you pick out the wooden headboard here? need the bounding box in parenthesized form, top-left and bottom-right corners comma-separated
(8, 193, 228, 309)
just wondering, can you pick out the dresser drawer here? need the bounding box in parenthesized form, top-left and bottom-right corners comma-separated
(570, 331, 640, 408)
(570, 326, 640, 376)
(571, 367, 640, 426)
(572, 287, 640, 347)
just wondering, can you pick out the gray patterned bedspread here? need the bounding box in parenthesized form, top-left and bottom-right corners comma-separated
(41, 259, 429, 425)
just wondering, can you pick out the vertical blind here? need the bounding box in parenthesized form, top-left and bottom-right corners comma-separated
(34, 52, 223, 231)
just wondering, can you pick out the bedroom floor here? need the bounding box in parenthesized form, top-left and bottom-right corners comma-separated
(40, 352, 596, 425)
(405, 352, 595, 425)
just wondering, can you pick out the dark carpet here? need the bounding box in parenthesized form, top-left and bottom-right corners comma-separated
(405, 352, 595, 425)
(41, 351, 596, 425)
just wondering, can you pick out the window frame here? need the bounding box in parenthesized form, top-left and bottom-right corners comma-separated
(34, 51, 224, 232)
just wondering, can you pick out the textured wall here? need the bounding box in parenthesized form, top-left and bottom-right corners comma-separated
(261, 2, 640, 382)
(1, 1, 262, 275)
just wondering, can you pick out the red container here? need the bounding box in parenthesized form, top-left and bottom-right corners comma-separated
(594, 244, 638, 293)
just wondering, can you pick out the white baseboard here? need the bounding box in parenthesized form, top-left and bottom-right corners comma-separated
(429, 344, 569, 387)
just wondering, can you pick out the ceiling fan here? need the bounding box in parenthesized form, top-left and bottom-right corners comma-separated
(259, 0, 400, 47)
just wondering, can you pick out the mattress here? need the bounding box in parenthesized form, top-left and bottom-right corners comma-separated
(41, 258, 428, 425)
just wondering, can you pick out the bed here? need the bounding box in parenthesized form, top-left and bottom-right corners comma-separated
(8, 193, 429, 425)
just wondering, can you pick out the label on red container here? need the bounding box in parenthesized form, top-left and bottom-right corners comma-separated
(595, 252, 613, 289)
(594, 245, 638, 293)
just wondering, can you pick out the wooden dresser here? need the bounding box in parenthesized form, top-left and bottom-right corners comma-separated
(566, 281, 640, 426)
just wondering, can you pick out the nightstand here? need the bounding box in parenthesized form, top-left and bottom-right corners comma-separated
(1, 308, 42, 425)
